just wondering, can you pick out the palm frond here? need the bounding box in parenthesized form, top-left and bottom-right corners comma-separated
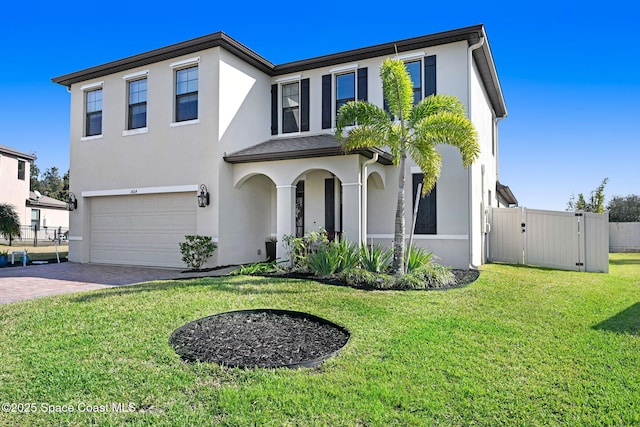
(408, 143, 441, 195)
(415, 111, 479, 167)
(409, 94, 467, 127)
(380, 59, 413, 122)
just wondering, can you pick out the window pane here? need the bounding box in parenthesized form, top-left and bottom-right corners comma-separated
(86, 112, 102, 136)
(86, 89, 102, 113)
(336, 73, 355, 101)
(406, 61, 421, 105)
(129, 104, 147, 129)
(283, 109, 300, 133)
(176, 66, 198, 95)
(176, 93, 198, 122)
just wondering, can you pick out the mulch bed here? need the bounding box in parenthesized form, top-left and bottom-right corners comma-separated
(170, 309, 350, 369)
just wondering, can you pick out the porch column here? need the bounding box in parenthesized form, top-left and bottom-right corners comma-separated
(275, 185, 296, 260)
(341, 182, 362, 244)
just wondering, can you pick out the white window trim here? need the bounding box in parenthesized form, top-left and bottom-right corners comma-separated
(81, 134, 103, 142)
(397, 51, 426, 61)
(80, 81, 104, 91)
(122, 70, 149, 80)
(122, 127, 149, 137)
(276, 74, 302, 83)
(170, 56, 200, 69)
(329, 63, 358, 74)
(170, 119, 199, 128)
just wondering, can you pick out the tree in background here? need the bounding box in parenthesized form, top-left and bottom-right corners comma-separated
(29, 153, 69, 202)
(607, 194, 640, 222)
(566, 178, 608, 213)
(0, 203, 21, 244)
(335, 59, 479, 275)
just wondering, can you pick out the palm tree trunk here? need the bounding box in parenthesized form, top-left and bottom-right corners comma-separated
(392, 154, 406, 276)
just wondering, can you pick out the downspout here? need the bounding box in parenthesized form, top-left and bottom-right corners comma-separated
(467, 36, 485, 269)
(361, 153, 378, 246)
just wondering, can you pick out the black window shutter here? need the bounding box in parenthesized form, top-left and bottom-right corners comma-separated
(300, 78, 310, 132)
(271, 84, 278, 135)
(424, 55, 436, 98)
(325, 178, 335, 233)
(413, 173, 437, 234)
(321, 74, 331, 129)
(357, 67, 368, 101)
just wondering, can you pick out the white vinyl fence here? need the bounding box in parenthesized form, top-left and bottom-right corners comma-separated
(489, 207, 609, 273)
(609, 222, 640, 252)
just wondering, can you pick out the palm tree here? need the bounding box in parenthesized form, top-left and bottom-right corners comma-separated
(335, 58, 479, 276)
(0, 203, 21, 245)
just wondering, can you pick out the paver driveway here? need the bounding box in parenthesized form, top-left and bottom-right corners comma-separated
(0, 262, 232, 304)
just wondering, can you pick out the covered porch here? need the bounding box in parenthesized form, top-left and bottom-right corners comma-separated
(224, 135, 391, 260)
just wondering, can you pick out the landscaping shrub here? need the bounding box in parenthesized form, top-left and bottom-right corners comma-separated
(359, 244, 392, 273)
(283, 229, 329, 271)
(421, 263, 456, 288)
(231, 261, 281, 276)
(179, 235, 217, 270)
(405, 244, 433, 273)
(332, 238, 360, 273)
(307, 248, 341, 276)
(338, 268, 396, 289)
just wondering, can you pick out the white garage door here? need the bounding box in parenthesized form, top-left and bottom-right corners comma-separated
(90, 193, 197, 268)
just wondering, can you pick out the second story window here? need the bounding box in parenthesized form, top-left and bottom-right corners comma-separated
(17, 160, 25, 180)
(335, 72, 355, 115)
(282, 82, 300, 133)
(128, 78, 147, 130)
(175, 66, 198, 122)
(406, 60, 422, 106)
(85, 88, 103, 136)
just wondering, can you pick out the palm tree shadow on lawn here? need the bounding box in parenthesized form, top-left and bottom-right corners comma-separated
(593, 302, 640, 336)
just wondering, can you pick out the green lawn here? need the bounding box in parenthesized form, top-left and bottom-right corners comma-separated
(1, 254, 638, 426)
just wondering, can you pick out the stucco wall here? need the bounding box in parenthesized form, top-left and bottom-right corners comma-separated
(0, 154, 31, 227)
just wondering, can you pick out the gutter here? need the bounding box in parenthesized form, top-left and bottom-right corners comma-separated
(467, 36, 485, 270)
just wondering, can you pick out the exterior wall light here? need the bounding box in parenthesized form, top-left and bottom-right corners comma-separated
(198, 184, 210, 208)
(67, 192, 78, 211)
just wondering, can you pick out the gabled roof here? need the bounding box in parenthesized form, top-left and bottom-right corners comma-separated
(0, 144, 36, 161)
(51, 25, 506, 117)
(224, 134, 393, 165)
(26, 191, 68, 210)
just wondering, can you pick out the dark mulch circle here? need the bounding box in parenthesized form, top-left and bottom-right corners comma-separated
(170, 309, 350, 369)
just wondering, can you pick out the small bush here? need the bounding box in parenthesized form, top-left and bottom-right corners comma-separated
(421, 263, 456, 288)
(332, 238, 360, 273)
(231, 261, 281, 276)
(179, 235, 217, 270)
(283, 229, 329, 271)
(359, 244, 392, 273)
(405, 245, 433, 273)
(338, 268, 396, 289)
(307, 248, 341, 277)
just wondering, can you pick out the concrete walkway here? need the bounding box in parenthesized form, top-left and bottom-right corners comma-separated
(0, 262, 235, 304)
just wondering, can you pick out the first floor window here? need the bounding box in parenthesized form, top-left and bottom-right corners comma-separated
(85, 88, 103, 136)
(175, 66, 198, 122)
(128, 78, 147, 129)
(31, 209, 40, 230)
(17, 160, 25, 180)
(412, 173, 437, 234)
(282, 82, 299, 133)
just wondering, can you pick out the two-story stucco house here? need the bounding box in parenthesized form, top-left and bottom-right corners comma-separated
(0, 145, 69, 240)
(52, 24, 516, 269)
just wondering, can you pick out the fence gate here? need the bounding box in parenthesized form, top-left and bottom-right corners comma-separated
(489, 207, 608, 273)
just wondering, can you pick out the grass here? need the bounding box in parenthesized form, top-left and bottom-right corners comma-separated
(0, 253, 638, 426)
(0, 244, 68, 262)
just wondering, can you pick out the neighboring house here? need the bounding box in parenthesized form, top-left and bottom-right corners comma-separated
(0, 145, 69, 240)
(52, 24, 516, 269)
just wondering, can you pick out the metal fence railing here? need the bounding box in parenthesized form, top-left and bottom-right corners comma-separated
(0, 225, 69, 247)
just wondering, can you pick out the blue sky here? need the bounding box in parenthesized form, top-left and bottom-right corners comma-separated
(0, 0, 638, 210)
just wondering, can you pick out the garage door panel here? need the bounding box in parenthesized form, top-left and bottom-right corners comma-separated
(90, 193, 197, 268)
